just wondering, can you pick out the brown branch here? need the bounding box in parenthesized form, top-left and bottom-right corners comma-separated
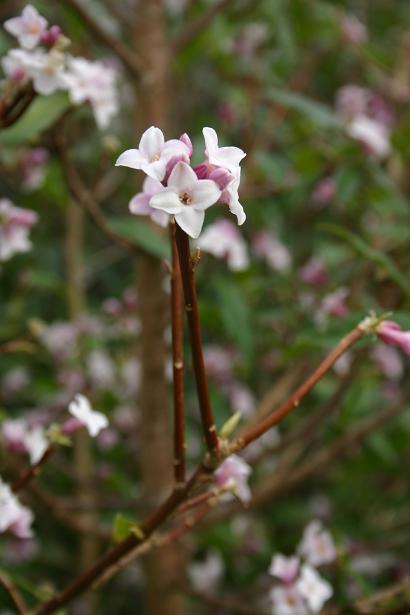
(0, 83, 36, 128)
(61, 0, 142, 78)
(170, 222, 186, 484)
(0, 571, 28, 615)
(323, 576, 410, 615)
(172, 0, 231, 52)
(11, 445, 54, 493)
(174, 225, 219, 457)
(55, 138, 139, 253)
(233, 324, 365, 450)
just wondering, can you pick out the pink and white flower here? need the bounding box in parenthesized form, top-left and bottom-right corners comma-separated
(299, 257, 328, 287)
(196, 219, 249, 271)
(371, 345, 404, 380)
(203, 126, 246, 174)
(64, 57, 118, 128)
(116, 126, 190, 182)
(4, 4, 48, 50)
(150, 161, 221, 238)
(2, 418, 48, 464)
(214, 454, 252, 503)
(188, 550, 224, 593)
(270, 585, 308, 615)
(269, 554, 300, 584)
(296, 564, 333, 613)
(68, 394, 109, 437)
(318, 288, 349, 321)
(252, 231, 291, 271)
(129, 176, 168, 227)
(377, 321, 410, 355)
(298, 520, 337, 567)
(0, 477, 34, 539)
(0, 199, 37, 261)
(23, 49, 67, 95)
(1, 48, 31, 82)
(346, 115, 391, 159)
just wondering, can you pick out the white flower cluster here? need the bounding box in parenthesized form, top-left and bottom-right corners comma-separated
(2, 418, 48, 464)
(1, 4, 118, 129)
(117, 125, 246, 238)
(0, 476, 34, 539)
(0, 198, 37, 261)
(269, 520, 337, 614)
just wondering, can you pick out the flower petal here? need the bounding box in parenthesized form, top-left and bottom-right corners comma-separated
(139, 126, 164, 159)
(129, 193, 150, 215)
(150, 190, 182, 214)
(175, 208, 205, 239)
(190, 180, 221, 210)
(167, 161, 198, 192)
(115, 149, 145, 170)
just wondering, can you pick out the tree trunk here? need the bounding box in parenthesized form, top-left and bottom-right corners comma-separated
(133, 2, 185, 614)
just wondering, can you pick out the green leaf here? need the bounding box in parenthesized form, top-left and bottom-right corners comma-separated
(319, 223, 410, 297)
(112, 514, 143, 543)
(266, 88, 343, 129)
(0, 92, 70, 146)
(214, 278, 253, 357)
(220, 412, 242, 439)
(107, 217, 170, 259)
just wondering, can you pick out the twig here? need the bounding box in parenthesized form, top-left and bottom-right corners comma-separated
(61, 0, 142, 78)
(174, 225, 219, 457)
(11, 445, 54, 493)
(55, 138, 139, 253)
(0, 83, 36, 128)
(172, 0, 231, 52)
(0, 571, 28, 615)
(170, 222, 186, 484)
(233, 324, 365, 450)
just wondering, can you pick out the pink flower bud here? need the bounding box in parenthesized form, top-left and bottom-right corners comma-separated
(299, 257, 328, 286)
(40, 25, 61, 47)
(163, 155, 187, 184)
(10, 67, 27, 83)
(179, 133, 193, 157)
(312, 177, 336, 207)
(193, 163, 210, 180)
(377, 321, 410, 355)
(61, 417, 83, 435)
(209, 167, 234, 190)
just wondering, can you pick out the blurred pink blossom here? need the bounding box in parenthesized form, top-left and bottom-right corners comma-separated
(269, 554, 300, 584)
(377, 321, 410, 355)
(311, 178, 336, 207)
(215, 454, 252, 503)
(371, 345, 404, 380)
(340, 14, 368, 45)
(196, 219, 249, 271)
(298, 520, 337, 567)
(299, 257, 328, 286)
(252, 231, 291, 271)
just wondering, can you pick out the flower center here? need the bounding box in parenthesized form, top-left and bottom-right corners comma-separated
(179, 192, 192, 205)
(150, 154, 160, 162)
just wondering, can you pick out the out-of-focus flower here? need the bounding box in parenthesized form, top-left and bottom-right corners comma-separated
(371, 345, 404, 380)
(3, 418, 48, 464)
(24, 49, 67, 95)
(346, 115, 391, 159)
(311, 178, 336, 207)
(269, 554, 300, 584)
(4, 4, 48, 50)
(252, 231, 291, 271)
(116, 126, 190, 181)
(377, 321, 410, 355)
(64, 57, 118, 128)
(318, 288, 349, 321)
(298, 520, 337, 567)
(230, 23, 269, 57)
(1, 367, 30, 397)
(0, 477, 34, 539)
(299, 257, 328, 286)
(196, 219, 249, 271)
(296, 564, 333, 613)
(269, 585, 308, 615)
(1, 48, 31, 82)
(336, 85, 370, 120)
(204, 345, 235, 384)
(21, 147, 49, 191)
(0, 199, 37, 261)
(188, 550, 224, 593)
(227, 382, 256, 417)
(129, 176, 168, 227)
(68, 394, 108, 437)
(214, 454, 252, 503)
(87, 350, 115, 390)
(340, 14, 368, 45)
(40, 321, 78, 358)
(150, 161, 221, 238)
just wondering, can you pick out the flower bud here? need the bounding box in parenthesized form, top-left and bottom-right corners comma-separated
(40, 25, 62, 47)
(209, 167, 234, 190)
(193, 163, 210, 180)
(179, 133, 193, 157)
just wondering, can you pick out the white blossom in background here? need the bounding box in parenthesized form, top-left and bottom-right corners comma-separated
(87, 350, 115, 390)
(270, 585, 308, 615)
(23, 49, 67, 95)
(1, 48, 31, 82)
(4, 4, 47, 50)
(296, 565, 333, 613)
(116, 126, 191, 182)
(64, 57, 119, 129)
(346, 115, 391, 159)
(150, 161, 221, 238)
(227, 382, 256, 417)
(269, 554, 300, 584)
(0, 477, 34, 539)
(129, 176, 168, 227)
(298, 520, 337, 567)
(252, 231, 291, 271)
(0, 199, 37, 261)
(196, 219, 249, 271)
(188, 550, 224, 593)
(68, 394, 108, 437)
(371, 345, 404, 381)
(2, 418, 48, 464)
(214, 454, 252, 503)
